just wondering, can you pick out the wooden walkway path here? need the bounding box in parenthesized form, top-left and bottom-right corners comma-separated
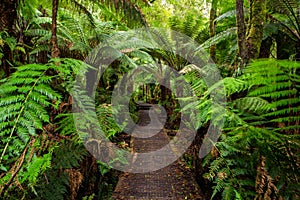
(112, 105, 203, 199)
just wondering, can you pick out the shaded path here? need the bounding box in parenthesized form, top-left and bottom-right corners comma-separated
(112, 105, 203, 199)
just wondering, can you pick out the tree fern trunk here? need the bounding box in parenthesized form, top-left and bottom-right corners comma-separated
(246, 0, 266, 60)
(159, 69, 173, 127)
(209, 0, 217, 63)
(51, 0, 60, 58)
(236, 0, 247, 66)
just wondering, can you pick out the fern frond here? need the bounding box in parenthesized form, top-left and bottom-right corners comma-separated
(21, 152, 52, 185)
(203, 59, 300, 199)
(214, 9, 237, 23)
(52, 142, 87, 169)
(99, 0, 147, 28)
(68, 0, 96, 28)
(25, 29, 50, 37)
(0, 62, 62, 164)
(30, 44, 50, 55)
(32, 17, 52, 26)
(55, 114, 76, 136)
(233, 97, 275, 114)
(197, 27, 237, 50)
(222, 77, 247, 96)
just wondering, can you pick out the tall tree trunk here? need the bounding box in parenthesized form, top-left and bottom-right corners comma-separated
(245, 0, 266, 60)
(51, 0, 60, 58)
(0, 0, 18, 77)
(236, 0, 247, 66)
(209, 0, 217, 63)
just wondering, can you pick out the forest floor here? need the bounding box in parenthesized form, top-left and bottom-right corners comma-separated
(112, 108, 203, 199)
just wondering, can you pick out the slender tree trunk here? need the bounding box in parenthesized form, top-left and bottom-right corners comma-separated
(236, 0, 247, 66)
(209, 0, 217, 62)
(245, 0, 266, 60)
(51, 0, 60, 58)
(0, 0, 18, 77)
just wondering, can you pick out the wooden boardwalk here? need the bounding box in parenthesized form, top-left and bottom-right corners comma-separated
(112, 106, 203, 199)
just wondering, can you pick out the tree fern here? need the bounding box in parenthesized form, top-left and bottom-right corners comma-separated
(244, 59, 300, 132)
(0, 58, 93, 198)
(207, 59, 300, 199)
(0, 63, 61, 163)
(269, 0, 300, 44)
(183, 59, 300, 199)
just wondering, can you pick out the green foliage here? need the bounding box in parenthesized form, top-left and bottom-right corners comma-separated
(0, 58, 93, 198)
(268, 0, 300, 45)
(200, 59, 300, 199)
(97, 0, 148, 28)
(33, 169, 69, 200)
(198, 27, 237, 50)
(21, 151, 52, 197)
(52, 142, 87, 169)
(0, 61, 59, 197)
(0, 31, 26, 67)
(169, 13, 204, 39)
(1, 0, 300, 199)
(214, 10, 237, 24)
(21, 0, 134, 62)
(96, 104, 122, 139)
(0, 62, 61, 166)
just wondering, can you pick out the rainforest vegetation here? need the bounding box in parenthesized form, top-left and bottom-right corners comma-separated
(0, 0, 299, 199)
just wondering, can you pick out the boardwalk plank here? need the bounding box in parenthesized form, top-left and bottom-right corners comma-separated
(112, 107, 203, 200)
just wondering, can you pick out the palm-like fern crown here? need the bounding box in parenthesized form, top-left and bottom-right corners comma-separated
(189, 59, 300, 199)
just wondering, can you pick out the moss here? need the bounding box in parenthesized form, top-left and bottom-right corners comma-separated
(246, 0, 267, 60)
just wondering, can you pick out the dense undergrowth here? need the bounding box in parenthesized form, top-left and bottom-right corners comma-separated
(189, 59, 300, 199)
(0, 0, 299, 199)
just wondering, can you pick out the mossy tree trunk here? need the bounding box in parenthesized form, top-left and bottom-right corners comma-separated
(245, 0, 267, 60)
(51, 0, 60, 58)
(236, 0, 247, 66)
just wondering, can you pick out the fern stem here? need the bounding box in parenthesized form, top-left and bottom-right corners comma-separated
(0, 137, 35, 196)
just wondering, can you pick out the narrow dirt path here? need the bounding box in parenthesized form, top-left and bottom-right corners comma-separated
(112, 106, 203, 199)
